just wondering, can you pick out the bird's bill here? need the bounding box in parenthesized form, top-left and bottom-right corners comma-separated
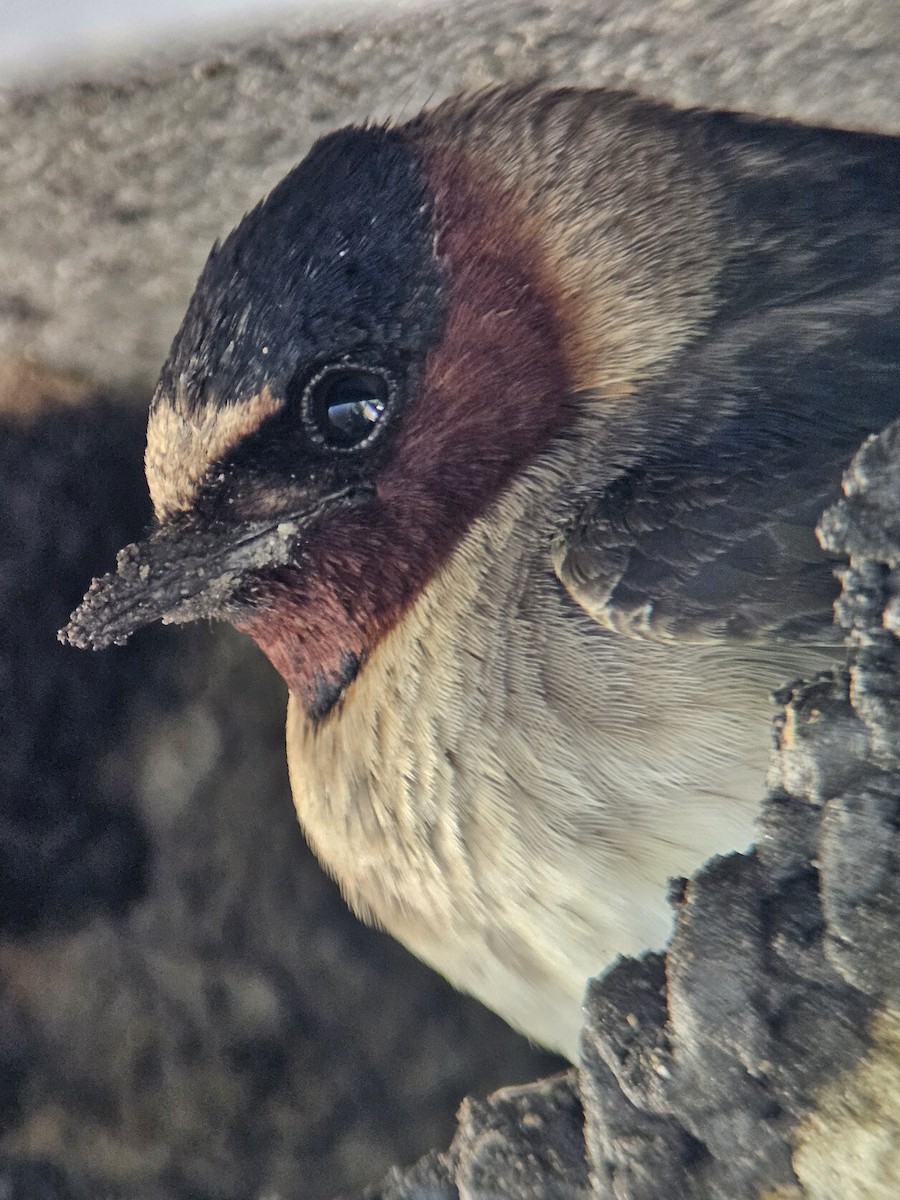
(59, 484, 371, 651)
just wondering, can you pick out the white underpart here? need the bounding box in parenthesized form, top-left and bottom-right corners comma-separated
(286, 454, 835, 1060)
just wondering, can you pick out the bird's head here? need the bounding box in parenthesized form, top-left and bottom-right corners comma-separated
(61, 89, 721, 719)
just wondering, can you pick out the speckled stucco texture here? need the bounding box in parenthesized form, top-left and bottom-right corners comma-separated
(1, 0, 899, 395)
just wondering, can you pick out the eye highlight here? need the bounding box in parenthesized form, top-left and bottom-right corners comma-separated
(304, 365, 393, 450)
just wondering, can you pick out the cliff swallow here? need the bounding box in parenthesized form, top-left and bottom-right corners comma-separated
(62, 86, 900, 1060)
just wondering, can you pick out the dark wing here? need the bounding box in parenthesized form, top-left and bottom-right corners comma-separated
(556, 113, 900, 645)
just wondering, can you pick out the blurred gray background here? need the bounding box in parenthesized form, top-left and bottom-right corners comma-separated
(3, 0, 899, 396)
(1, 0, 405, 84)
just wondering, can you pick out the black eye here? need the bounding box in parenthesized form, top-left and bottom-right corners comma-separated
(305, 366, 392, 450)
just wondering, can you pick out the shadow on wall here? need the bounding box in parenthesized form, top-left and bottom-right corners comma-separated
(0, 368, 561, 1200)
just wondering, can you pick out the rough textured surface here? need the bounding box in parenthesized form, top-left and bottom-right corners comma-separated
(3, 1, 900, 1198)
(371, 419, 900, 1197)
(2, 0, 900, 394)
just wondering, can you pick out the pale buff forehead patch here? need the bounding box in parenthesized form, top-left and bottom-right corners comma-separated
(145, 384, 283, 521)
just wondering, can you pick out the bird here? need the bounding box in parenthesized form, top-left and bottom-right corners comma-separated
(62, 85, 900, 1061)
